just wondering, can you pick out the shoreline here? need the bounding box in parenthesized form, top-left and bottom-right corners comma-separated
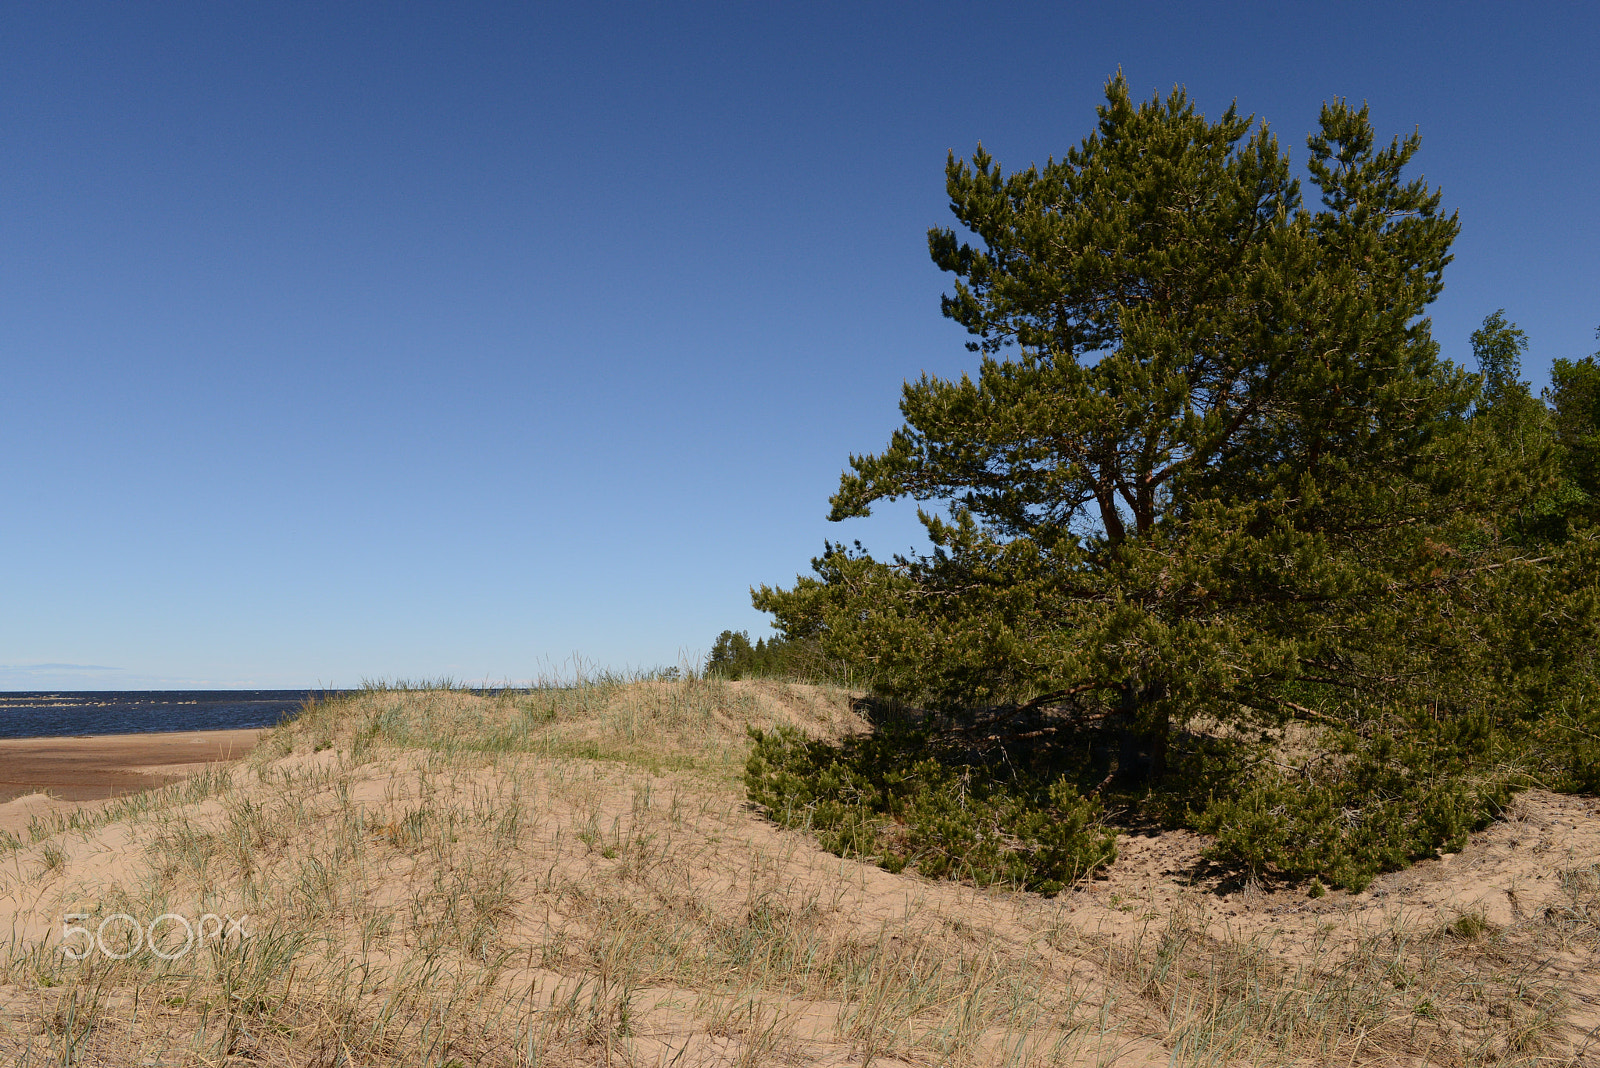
(0, 727, 264, 809)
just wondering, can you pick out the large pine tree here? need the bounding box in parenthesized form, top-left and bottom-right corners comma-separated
(757, 77, 1598, 803)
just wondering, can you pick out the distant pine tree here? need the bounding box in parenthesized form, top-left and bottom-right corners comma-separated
(705, 629, 827, 680)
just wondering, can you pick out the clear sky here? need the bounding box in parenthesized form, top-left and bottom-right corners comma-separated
(3, 2, 1596, 688)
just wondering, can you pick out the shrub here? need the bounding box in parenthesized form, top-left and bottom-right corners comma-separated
(745, 724, 1115, 894)
(1195, 717, 1519, 890)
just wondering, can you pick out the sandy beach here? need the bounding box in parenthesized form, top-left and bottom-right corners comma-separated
(0, 728, 262, 832)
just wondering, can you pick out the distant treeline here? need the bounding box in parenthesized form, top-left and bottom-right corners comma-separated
(704, 630, 858, 685)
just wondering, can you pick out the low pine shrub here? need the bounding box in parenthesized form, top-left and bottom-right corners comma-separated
(745, 724, 1116, 894)
(742, 657, 1600, 893)
(1195, 716, 1519, 890)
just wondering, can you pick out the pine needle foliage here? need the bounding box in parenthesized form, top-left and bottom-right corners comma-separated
(1546, 335, 1600, 530)
(704, 629, 858, 684)
(750, 76, 1600, 890)
(745, 718, 1118, 894)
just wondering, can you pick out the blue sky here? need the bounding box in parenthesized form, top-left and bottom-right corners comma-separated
(2, 2, 1596, 688)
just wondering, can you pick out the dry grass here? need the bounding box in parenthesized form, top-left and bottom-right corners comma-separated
(0, 678, 1593, 1066)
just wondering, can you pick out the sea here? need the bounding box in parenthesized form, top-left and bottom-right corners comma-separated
(0, 690, 344, 740)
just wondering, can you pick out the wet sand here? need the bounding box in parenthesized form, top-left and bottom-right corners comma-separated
(0, 729, 262, 804)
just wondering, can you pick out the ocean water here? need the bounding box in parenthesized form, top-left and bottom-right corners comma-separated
(0, 690, 343, 740)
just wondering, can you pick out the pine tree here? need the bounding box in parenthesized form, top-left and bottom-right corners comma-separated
(1466, 310, 1568, 542)
(755, 75, 1599, 842)
(1547, 331, 1600, 526)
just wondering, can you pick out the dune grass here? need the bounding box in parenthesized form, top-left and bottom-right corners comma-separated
(0, 678, 1590, 1065)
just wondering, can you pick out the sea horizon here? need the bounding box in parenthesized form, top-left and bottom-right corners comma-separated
(0, 689, 347, 740)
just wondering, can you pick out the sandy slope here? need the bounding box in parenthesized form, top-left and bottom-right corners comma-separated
(0, 685, 1594, 1066)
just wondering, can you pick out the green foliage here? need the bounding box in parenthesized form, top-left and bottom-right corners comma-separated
(759, 80, 1511, 731)
(1469, 309, 1586, 544)
(1547, 339, 1600, 527)
(705, 629, 849, 682)
(1471, 309, 1530, 415)
(747, 76, 1600, 892)
(745, 723, 1116, 894)
(1197, 714, 1519, 891)
(705, 630, 762, 679)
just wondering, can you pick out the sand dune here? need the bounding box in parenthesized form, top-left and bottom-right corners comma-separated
(0, 686, 1595, 1066)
